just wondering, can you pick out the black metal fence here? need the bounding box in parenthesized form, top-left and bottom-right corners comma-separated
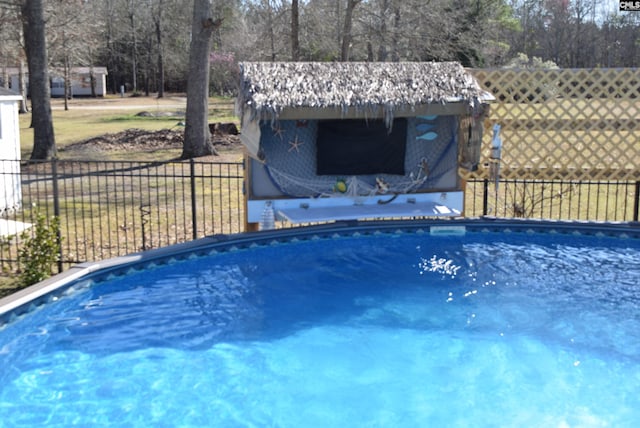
(465, 178, 640, 222)
(1, 159, 244, 274)
(0, 159, 638, 274)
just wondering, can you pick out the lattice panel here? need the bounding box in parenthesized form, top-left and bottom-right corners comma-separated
(465, 68, 640, 181)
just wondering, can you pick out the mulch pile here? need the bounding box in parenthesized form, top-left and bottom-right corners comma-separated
(61, 123, 241, 155)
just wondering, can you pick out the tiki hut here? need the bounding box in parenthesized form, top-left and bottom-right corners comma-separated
(236, 62, 493, 228)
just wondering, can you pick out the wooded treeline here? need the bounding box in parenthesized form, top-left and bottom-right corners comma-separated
(1, 0, 638, 97)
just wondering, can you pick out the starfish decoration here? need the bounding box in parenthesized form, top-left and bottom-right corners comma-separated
(272, 124, 285, 140)
(288, 135, 304, 153)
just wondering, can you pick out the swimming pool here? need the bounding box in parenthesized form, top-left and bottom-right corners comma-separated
(1, 219, 639, 427)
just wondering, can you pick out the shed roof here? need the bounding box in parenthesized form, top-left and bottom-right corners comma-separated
(0, 87, 22, 100)
(50, 66, 108, 78)
(237, 61, 492, 121)
(2, 66, 108, 76)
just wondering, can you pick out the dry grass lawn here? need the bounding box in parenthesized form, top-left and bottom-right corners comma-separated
(19, 94, 240, 161)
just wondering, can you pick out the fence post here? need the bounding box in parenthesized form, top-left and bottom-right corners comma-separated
(140, 205, 151, 250)
(51, 158, 63, 273)
(634, 181, 640, 222)
(190, 158, 198, 240)
(482, 179, 489, 216)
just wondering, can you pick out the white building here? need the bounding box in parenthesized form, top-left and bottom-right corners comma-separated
(4, 66, 108, 97)
(0, 88, 23, 214)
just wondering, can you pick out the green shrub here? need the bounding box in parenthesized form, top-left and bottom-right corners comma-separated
(17, 213, 61, 287)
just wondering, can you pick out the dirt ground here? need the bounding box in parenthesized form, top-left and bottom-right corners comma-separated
(50, 94, 243, 161)
(58, 124, 243, 162)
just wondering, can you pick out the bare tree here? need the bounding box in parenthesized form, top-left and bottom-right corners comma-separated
(21, 0, 56, 160)
(181, 0, 222, 159)
(566, 0, 600, 67)
(46, 0, 107, 106)
(245, 0, 288, 61)
(100, 0, 120, 93)
(340, 0, 361, 60)
(153, 0, 165, 97)
(297, 0, 342, 60)
(0, 3, 28, 111)
(360, 0, 402, 62)
(126, 0, 139, 93)
(8, 0, 640, 116)
(17, 59, 28, 113)
(291, 0, 299, 60)
(0, 6, 19, 88)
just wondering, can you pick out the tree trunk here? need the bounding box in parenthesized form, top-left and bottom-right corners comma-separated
(90, 66, 97, 98)
(155, 2, 165, 98)
(18, 59, 29, 114)
(128, 0, 138, 93)
(63, 54, 70, 111)
(156, 40, 165, 98)
(181, 1, 221, 159)
(265, 1, 277, 61)
(22, 0, 56, 160)
(291, 0, 300, 61)
(340, 0, 361, 61)
(391, 4, 400, 62)
(105, 0, 118, 94)
(144, 40, 151, 96)
(376, 0, 388, 61)
(1, 65, 8, 89)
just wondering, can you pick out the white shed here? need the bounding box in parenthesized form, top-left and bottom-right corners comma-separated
(0, 88, 23, 214)
(49, 66, 108, 97)
(7, 66, 108, 97)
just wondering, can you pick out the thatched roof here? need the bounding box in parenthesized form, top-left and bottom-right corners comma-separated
(237, 62, 491, 122)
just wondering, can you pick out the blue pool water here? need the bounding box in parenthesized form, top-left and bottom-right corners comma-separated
(1, 224, 640, 427)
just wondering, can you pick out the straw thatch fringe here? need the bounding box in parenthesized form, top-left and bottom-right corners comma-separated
(237, 62, 486, 124)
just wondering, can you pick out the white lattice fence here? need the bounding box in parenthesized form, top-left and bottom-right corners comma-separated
(466, 68, 640, 181)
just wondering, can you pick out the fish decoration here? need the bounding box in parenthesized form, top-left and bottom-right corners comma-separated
(417, 132, 438, 141)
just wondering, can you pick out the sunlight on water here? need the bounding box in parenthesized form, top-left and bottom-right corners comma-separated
(417, 254, 461, 278)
